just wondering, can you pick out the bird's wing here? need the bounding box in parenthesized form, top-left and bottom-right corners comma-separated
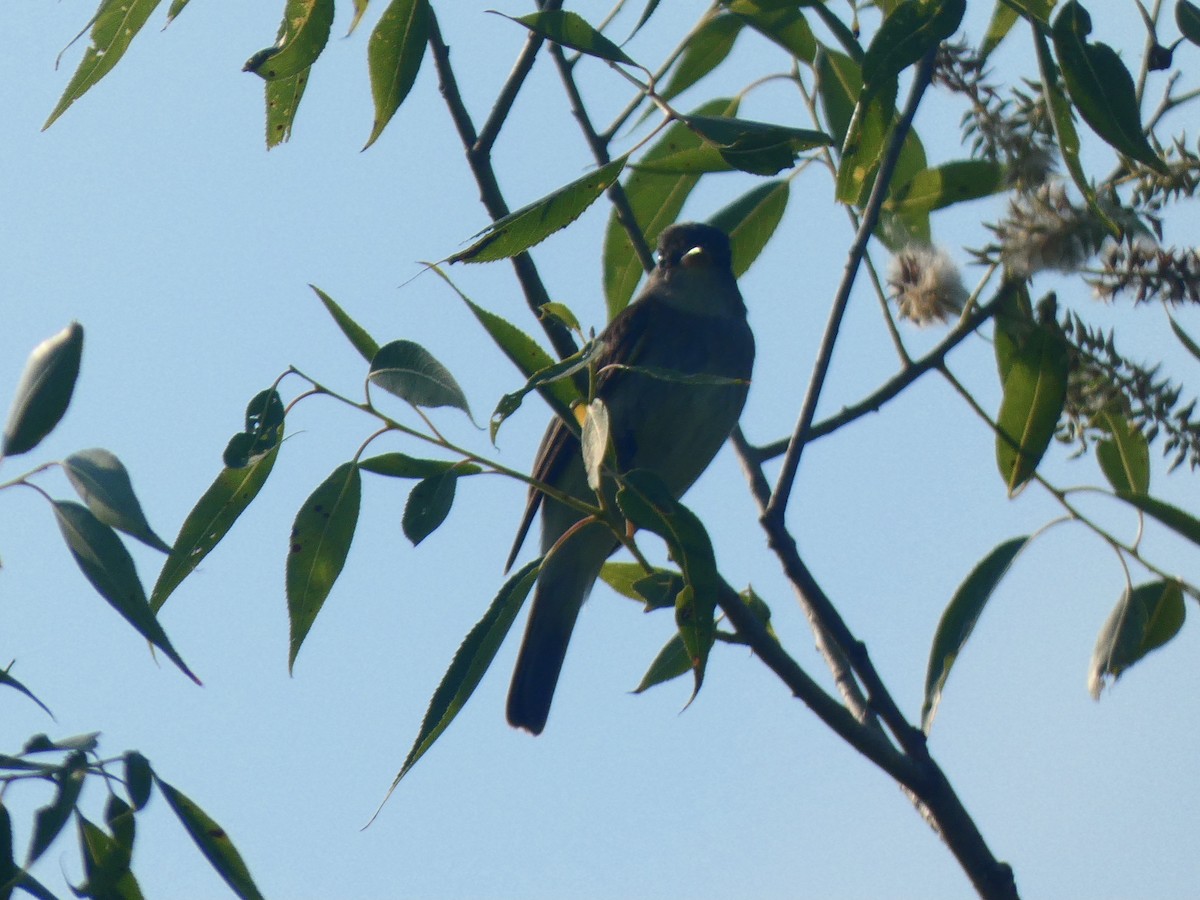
(504, 414, 577, 572)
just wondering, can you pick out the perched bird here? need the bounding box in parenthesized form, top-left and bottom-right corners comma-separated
(505, 222, 755, 734)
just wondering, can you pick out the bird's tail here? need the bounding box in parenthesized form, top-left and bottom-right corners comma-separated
(507, 522, 615, 734)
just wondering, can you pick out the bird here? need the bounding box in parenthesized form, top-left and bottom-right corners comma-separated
(504, 222, 755, 734)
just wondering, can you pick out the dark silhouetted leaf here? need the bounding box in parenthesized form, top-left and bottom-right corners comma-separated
(2, 322, 83, 458)
(502, 10, 634, 64)
(54, 501, 199, 683)
(402, 471, 458, 545)
(1115, 492, 1200, 547)
(683, 115, 832, 175)
(64, 448, 171, 553)
(922, 536, 1030, 732)
(369, 340, 472, 416)
(862, 0, 964, 97)
(124, 752, 153, 811)
(28, 751, 86, 864)
(728, 0, 817, 62)
(310, 285, 380, 362)
(361, 453, 480, 478)
(1089, 581, 1185, 698)
(1180, 0, 1200, 47)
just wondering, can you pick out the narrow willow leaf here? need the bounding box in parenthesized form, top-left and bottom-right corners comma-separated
(430, 266, 580, 415)
(634, 632, 692, 692)
(502, 11, 634, 65)
(369, 340, 472, 416)
(1089, 581, 1185, 698)
(861, 0, 965, 96)
(265, 68, 309, 148)
(349, 0, 371, 35)
(166, 0, 192, 25)
(683, 115, 832, 176)
(243, 0, 334, 81)
(598, 562, 681, 606)
(709, 180, 790, 277)
(287, 463, 362, 670)
(727, 0, 817, 62)
(361, 453, 480, 478)
(2, 322, 84, 458)
(44, 0, 162, 129)
(995, 325, 1070, 495)
(28, 752, 86, 864)
(1169, 316, 1200, 365)
(628, 0, 663, 39)
(54, 502, 199, 683)
(402, 471, 457, 546)
(364, 0, 430, 149)
(1051, 2, 1167, 173)
(1115, 492, 1200, 547)
(151, 439, 281, 612)
(603, 98, 738, 318)
(921, 536, 1030, 732)
(450, 156, 628, 264)
(0, 667, 54, 719)
(814, 47, 860, 144)
(78, 812, 141, 897)
(616, 471, 718, 697)
(123, 752, 153, 811)
(490, 340, 602, 442)
(1180, 0, 1200, 47)
(659, 15, 742, 102)
(154, 777, 265, 900)
(885, 159, 1005, 215)
(383, 561, 539, 798)
(64, 448, 171, 553)
(1004, 0, 1057, 22)
(310, 285, 380, 363)
(980, 2, 1020, 58)
(1095, 413, 1150, 495)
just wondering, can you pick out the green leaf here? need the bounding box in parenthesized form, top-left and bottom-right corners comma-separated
(166, 0, 192, 25)
(287, 463, 361, 670)
(28, 752, 86, 865)
(683, 115, 832, 176)
(489, 340, 602, 442)
(1051, 2, 1167, 174)
(2, 322, 84, 458)
(431, 267, 580, 416)
(616, 471, 719, 698)
(63, 448, 171, 553)
(1003, 0, 1057, 23)
(1095, 413, 1150, 495)
(603, 98, 738, 317)
(598, 562, 683, 609)
(151, 437, 281, 612)
(364, 0, 430, 149)
(402, 471, 458, 546)
(361, 453, 480, 478)
(1180, 0, 1200, 47)
(709, 180, 790, 277)
(659, 15, 742, 102)
(814, 47, 860, 145)
(384, 561, 539, 797)
(309, 285, 380, 363)
(634, 632, 693, 692)
(728, 0, 817, 62)
(1089, 580, 1185, 698)
(995, 324, 1070, 495)
(1114, 492, 1200, 547)
(885, 159, 1005, 215)
(450, 156, 628, 264)
(368, 340, 473, 416)
(539, 302, 582, 334)
(921, 536, 1030, 733)
(44, 0, 163, 129)
(78, 811, 141, 898)
(54, 501, 199, 683)
(123, 752, 153, 811)
(243, 0, 334, 80)
(980, 2, 1020, 58)
(862, 0, 965, 97)
(834, 84, 899, 206)
(154, 777, 265, 900)
(502, 11, 634, 65)
(1169, 315, 1200, 365)
(265, 68, 309, 148)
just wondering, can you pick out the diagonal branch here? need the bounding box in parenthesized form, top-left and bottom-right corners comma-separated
(766, 51, 939, 523)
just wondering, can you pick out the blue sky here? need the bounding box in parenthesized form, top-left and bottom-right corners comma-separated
(3, 2, 1200, 898)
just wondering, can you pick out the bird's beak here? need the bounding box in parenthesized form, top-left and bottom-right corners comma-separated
(680, 245, 709, 268)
